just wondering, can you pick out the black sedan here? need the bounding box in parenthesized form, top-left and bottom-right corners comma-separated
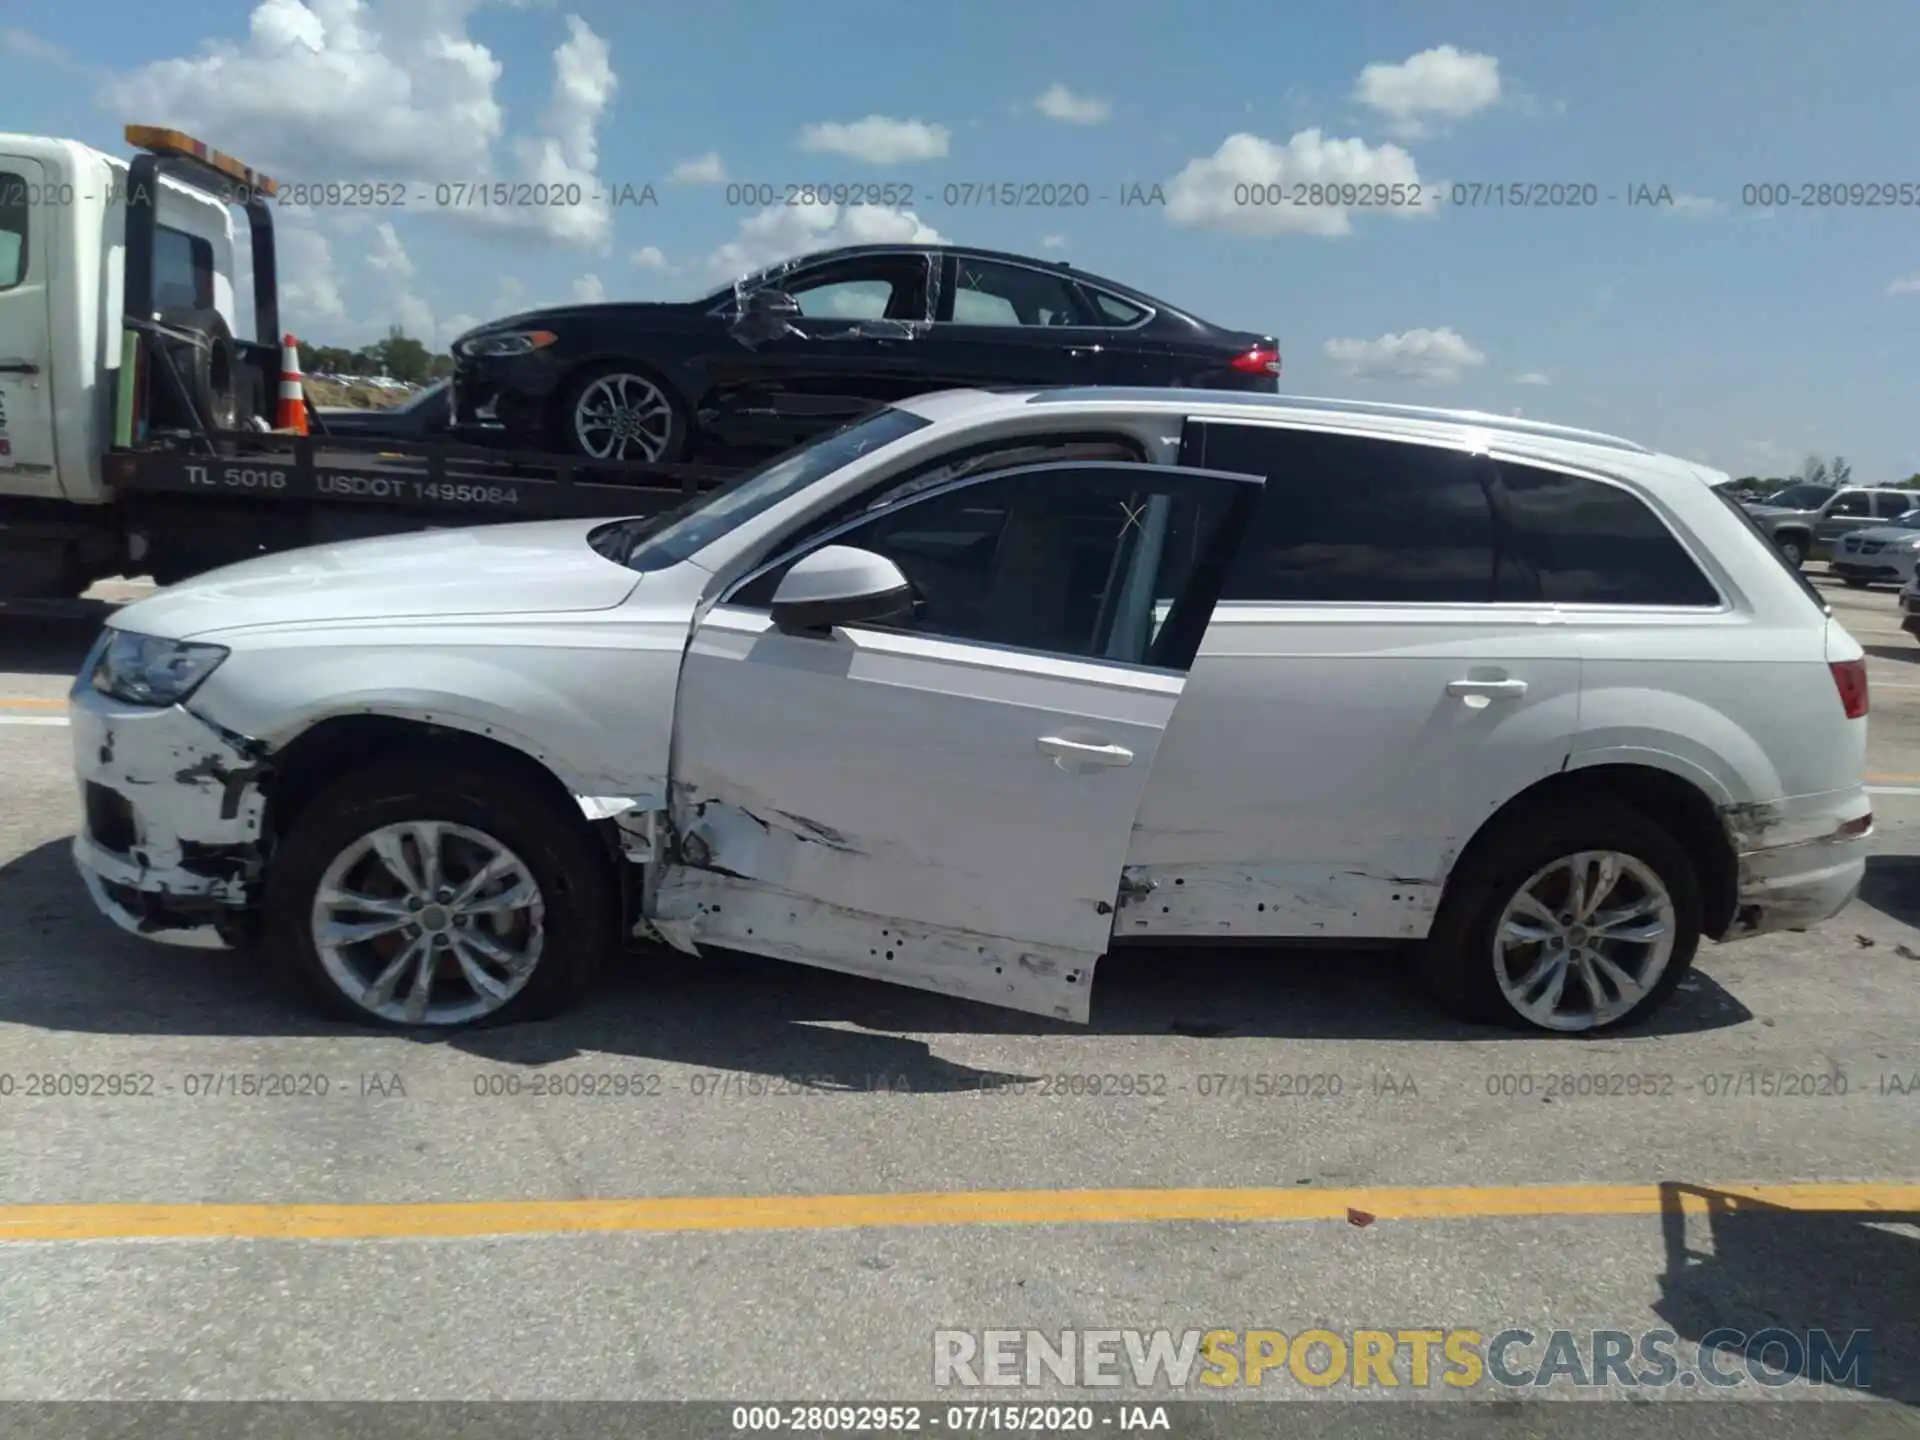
(449, 244, 1281, 464)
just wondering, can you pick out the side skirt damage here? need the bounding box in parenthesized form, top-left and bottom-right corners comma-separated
(649, 869, 1097, 1022)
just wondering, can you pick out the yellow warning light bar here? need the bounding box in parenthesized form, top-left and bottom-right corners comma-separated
(124, 125, 279, 197)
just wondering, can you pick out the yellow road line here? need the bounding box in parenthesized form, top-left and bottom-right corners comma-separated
(0, 697, 68, 709)
(1866, 772, 1920, 782)
(2, 1182, 1916, 1244)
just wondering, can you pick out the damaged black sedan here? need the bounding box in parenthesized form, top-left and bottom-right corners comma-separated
(449, 243, 1282, 464)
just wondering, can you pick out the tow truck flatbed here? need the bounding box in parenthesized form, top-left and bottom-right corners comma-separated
(103, 427, 742, 522)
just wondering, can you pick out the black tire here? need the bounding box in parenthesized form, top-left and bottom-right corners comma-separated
(154, 306, 239, 436)
(1419, 801, 1702, 1034)
(1774, 535, 1807, 569)
(1841, 576, 1870, 589)
(552, 361, 689, 463)
(264, 763, 613, 1030)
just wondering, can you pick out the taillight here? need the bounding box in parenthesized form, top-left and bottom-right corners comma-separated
(1830, 658, 1869, 719)
(1231, 346, 1283, 376)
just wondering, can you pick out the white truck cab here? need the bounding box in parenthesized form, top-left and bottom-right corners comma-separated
(0, 131, 243, 507)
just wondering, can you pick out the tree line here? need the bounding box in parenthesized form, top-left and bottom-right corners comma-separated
(1724, 454, 1920, 496)
(302, 327, 453, 384)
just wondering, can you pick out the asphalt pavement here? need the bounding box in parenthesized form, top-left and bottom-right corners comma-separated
(0, 572, 1916, 1430)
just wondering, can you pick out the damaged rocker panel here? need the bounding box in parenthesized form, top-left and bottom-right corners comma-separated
(1116, 862, 1440, 940)
(650, 869, 1097, 1023)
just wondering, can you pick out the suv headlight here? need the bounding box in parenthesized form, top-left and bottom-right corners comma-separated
(455, 329, 557, 359)
(89, 630, 230, 706)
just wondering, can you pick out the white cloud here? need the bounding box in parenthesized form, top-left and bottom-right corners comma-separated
(1669, 193, 1721, 217)
(795, 115, 950, 164)
(1886, 273, 1920, 295)
(439, 312, 480, 342)
(277, 219, 348, 331)
(669, 152, 727, 184)
(573, 273, 607, 304)
(365, 221, 414, 280)
(704, 202, 947, 281)
(1324, 327, 1487, 383)
(499, 15, 618, 249)
(630, 245, 672, 271)
(1, 26, 94, 73)
(1353, 45, 1501, 137)
(493, 275, 527, 313)
(1165, 129, 1433, 237)
(1040, 234, 1068, 251)
(1034, 83, 1110, 125)
(102, 1, 617, 249)
(1513, 371, 1552, 386)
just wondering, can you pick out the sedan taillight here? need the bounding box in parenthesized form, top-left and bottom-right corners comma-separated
(1231, 346, 1283, 376)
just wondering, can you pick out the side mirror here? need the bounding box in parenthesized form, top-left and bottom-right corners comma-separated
(729, 288, 803, 345)
(769, 545, 913, 636)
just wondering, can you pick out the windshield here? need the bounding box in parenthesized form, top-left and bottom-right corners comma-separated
(1765, 483, 1837, 510)
(1890, 508, 1920, 529)
(596, 406, 932, 572)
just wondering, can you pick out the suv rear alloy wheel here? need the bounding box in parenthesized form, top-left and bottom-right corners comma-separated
(265, 764, 612, 1028)
(1775, 535, 1806, 568)
(1422, 802, 1702, 1033)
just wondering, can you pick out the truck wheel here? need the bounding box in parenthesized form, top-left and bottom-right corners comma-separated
(264, 763, 613, 1030)
(1842, 576, 1870, 589)
(155, 306, 239, 437)
(1775, 535, 1807, 568)
(555, 362, 688, 464)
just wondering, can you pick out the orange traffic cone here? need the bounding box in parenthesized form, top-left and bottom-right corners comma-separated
(276, 334, 309, 435)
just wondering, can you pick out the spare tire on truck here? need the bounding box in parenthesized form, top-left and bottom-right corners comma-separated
(153, 306, 239, 437)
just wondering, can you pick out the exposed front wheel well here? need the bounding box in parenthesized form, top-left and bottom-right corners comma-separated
(1445, 764, 1739, 940)
(261, 714, 619, 869)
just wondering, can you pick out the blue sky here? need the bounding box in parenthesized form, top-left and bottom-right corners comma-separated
(4, 0, 1916, 480)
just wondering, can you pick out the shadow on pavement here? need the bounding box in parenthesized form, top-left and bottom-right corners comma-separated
(1863, 644, 1920, 666)
(1856, 855, 1920, 929)
(2, 834, 1754, 1089)
(1655, 1182, 1918, 1404)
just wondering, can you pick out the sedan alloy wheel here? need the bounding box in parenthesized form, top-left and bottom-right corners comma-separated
(573, 372, 676, 462)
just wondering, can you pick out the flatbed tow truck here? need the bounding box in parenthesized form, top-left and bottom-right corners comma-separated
(0, 125, 739, 618)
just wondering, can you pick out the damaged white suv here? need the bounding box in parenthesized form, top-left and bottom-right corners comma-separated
(70, 388, 1872, 1034)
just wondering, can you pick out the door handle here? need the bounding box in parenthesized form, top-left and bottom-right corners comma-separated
(1037, 735, 1135, 767)
(0, 361, 41, 375)
(1447, 678, 1529, 699)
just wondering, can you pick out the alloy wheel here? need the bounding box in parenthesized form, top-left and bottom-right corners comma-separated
(311, 821, 547, 1026)
(1491, 850, 1676, 1031)
(573, 373, 674, 462)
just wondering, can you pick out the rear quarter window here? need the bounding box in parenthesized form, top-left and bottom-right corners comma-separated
(1493, 462, 1721, 607)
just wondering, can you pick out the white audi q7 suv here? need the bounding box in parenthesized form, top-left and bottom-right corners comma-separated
(69, 388, 1872, 1035)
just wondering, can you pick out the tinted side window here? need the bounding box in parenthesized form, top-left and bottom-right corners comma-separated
(780, 257, 928, 321)
(0, 172, 27, 289)
(1495, 462, 1720, 606)
(1199, 425, 1496, 603)
(949, 258, 1092, 327)
(1827, 491, 1871, 517)
(1090, 290, 1146, 325)
(749, 465, 1243, 667)
(1874, 491, 1917, 519)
